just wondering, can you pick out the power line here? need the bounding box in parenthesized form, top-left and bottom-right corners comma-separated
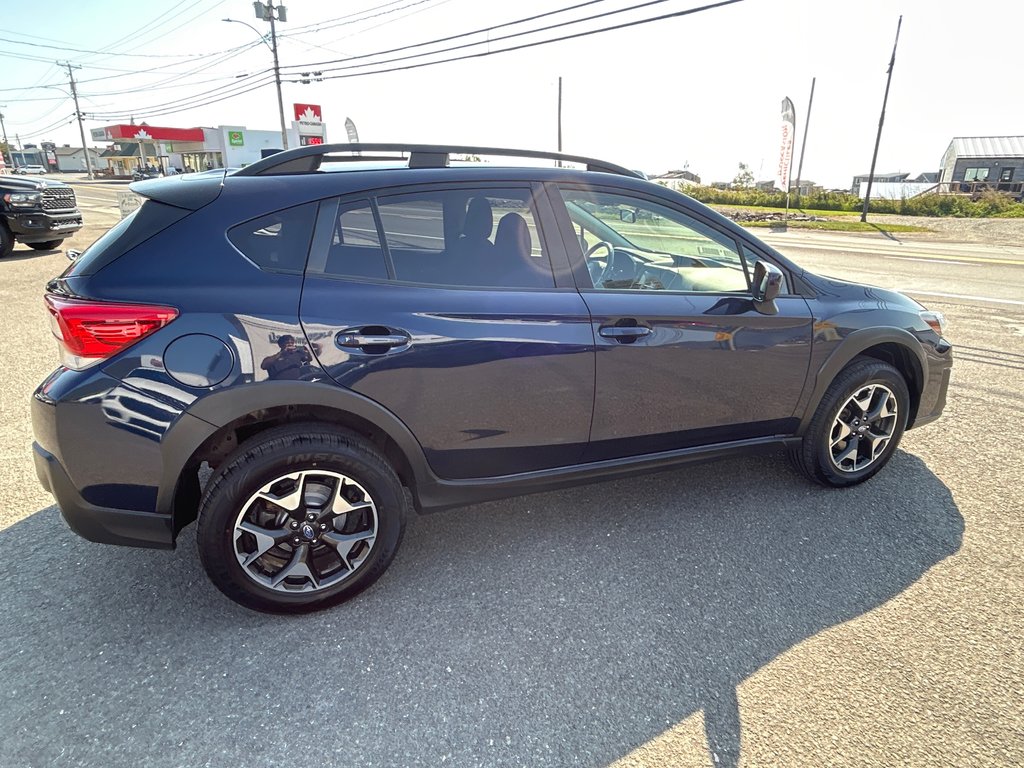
(77, 0, 221, 63)
(0, 34, 228, 59)
(280, 0, 610, 71)
(84, 75, 278, 121)
(283, 0, 455, 53)
(281, 0, 428, 35)
(15, 113, 77, 141)
(71, 40, 263, 87)
(280, 0, 741, 79)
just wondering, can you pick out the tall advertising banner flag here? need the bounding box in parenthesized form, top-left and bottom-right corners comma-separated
(344, 117, 359, 143)
(776, 96, 796, 193)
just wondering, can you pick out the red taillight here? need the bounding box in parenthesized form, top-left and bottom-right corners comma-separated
(44, 294, 178, 370)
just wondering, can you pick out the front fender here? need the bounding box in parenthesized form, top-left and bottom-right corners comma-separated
(795, 326, 926, 434)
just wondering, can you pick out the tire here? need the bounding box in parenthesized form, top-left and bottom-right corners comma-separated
(28, 239, 64, 251)
(789, 357, 910, 487)
(0, 225, 13, 259)
(197, 424, 407, 613)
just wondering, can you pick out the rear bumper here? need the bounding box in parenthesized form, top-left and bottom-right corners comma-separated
(33, 441, 174, 549)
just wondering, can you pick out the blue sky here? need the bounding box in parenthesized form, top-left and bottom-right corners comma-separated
(2, 0, 1021, 188)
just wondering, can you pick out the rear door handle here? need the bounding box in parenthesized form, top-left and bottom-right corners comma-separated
(336, 329, 411, 352)
(599, 324, 652, 342)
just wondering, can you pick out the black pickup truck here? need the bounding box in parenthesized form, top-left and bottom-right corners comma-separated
(0, 175, 84, 257)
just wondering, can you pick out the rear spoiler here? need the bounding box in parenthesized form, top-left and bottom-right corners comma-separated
(129, 171, 228, 210)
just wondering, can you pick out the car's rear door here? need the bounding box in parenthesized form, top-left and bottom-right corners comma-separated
(299, 182, 595, 479)
(546, 182, 813, 462)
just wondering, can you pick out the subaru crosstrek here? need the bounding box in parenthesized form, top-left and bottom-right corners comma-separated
(32, 143, 952, 613)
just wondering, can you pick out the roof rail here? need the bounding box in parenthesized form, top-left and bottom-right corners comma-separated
(231, 143, 643, 179)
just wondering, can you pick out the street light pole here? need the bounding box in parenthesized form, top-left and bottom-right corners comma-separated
(267, 3, 288, 150)
(224, 2, 289, 150)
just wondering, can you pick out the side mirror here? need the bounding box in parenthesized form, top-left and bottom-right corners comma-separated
(751, 260, 783, 314)
(66, 249, 81, 262)
(619, 209, 637, 224)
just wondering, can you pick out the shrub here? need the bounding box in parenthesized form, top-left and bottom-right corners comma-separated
(675, 184, 1024, 218)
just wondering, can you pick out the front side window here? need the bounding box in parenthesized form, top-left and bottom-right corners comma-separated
(559, 188, 748, 293)
(376, 189, 554, 289)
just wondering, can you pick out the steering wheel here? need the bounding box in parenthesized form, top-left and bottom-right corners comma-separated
(585, 241, 615, 286)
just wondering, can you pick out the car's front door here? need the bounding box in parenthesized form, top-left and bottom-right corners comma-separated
(298, 183, 594, 479)
(549, 183, 813, 462)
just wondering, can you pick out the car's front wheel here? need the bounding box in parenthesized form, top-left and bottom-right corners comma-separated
(197, 424, 407, 613)
(790, 357, 910, 487)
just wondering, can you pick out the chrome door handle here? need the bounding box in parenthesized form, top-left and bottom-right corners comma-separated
(599, 325, 652, 340)
(336, 333, 409, 349)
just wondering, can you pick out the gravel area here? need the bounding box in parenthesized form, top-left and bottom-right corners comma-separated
(860, 214, 1024, 245)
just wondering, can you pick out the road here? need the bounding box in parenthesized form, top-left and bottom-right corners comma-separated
(0, 183, 1020, 767)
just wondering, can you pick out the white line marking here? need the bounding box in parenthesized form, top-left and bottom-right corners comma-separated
(888, 256, 977, 267)
(901, 290, 1024, 306)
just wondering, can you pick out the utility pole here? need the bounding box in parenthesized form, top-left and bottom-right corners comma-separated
(794, 77, 815, 206)
(226, 2, 289, 149)
(557, 76, 563, 154)
(267, 1, 288, 150)
(861, 16, 902, 223)
(59, 61, 95, 180)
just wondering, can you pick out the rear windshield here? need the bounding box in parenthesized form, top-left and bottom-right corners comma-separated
(63, 200, 191, 277)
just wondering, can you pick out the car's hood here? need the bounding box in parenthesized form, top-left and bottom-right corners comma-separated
(0, 176, 70, 192)
(803, 270, 925, 311)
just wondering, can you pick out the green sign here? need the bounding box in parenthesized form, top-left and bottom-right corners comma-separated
(228, 131, 244, 147)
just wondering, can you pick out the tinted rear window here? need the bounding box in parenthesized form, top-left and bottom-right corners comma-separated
(227, 202, 318, 274)
(63, 200, 191, 277)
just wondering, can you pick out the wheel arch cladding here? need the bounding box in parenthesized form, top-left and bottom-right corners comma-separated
(172, 389, 426, 535)
(801, 328, 927, 433)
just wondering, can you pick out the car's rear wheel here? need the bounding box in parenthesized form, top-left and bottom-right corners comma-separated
(27, 239, 64, 251)
(197, 424, 407, 613)
(790, 357, 910, 487)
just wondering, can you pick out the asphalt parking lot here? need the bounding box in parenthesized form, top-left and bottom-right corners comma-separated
(1, 181, 1021, 767)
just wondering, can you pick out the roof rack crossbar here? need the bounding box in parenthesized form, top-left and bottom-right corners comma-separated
(232, 143, 642, 178)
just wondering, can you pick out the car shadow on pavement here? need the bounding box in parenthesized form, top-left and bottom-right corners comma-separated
(0, 451, 961, 768)
(1, 247, 62, 262)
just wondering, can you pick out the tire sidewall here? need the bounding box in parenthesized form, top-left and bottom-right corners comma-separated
(198, 440, 404, 613)
(811, 363, 910, 486)
(0, 224, 13, 258)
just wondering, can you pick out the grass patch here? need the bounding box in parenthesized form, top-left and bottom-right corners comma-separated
(712, 204, 860, 218)
(740, 220, 930, 233)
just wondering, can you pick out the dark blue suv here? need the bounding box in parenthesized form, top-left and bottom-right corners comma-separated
(32, 144, 952, 613)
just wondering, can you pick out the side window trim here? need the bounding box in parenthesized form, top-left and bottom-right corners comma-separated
(368, 197, 396, 280)
(306, 198, 338, 276)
